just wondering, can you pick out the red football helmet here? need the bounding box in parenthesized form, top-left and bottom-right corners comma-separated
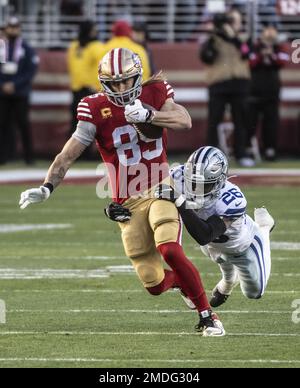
(98, 47, 143, 107)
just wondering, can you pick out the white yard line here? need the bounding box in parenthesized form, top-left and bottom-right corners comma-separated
(1, 289, 298, 295)
(0, 268, 300, 279)
(0, 255, 296, 262)
(0, 269, 109, 279)
(0, 358, 298, 364)
(271, 242, 300, 250)
(0, 289, 298, 295)
(6, 309, 293, 314)
(0, 256, 125, 261)
(0, 331, 298, 337)
(0, 224, 72, 233)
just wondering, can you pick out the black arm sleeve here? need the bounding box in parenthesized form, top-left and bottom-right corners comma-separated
(177, 204, 227, 246)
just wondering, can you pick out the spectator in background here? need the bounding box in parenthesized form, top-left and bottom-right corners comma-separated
(248, 24, 290, 161)
(132, 21, 156, 75)
(103, 20, 151, 81)
(67, 20, 104, 135)
(0, 17, 38, 165)
(200, 8, 254, 167)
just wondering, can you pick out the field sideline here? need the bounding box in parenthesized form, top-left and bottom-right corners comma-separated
(0, 181, 300, 368)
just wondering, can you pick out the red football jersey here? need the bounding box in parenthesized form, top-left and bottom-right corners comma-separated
(77, 81, 174, 203)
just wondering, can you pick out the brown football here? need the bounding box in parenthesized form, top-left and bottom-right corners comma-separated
(133, 103, 163, 140)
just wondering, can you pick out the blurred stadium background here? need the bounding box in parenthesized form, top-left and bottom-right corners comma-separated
(0, 0, 299, 158)
(1, 0, 300, 369)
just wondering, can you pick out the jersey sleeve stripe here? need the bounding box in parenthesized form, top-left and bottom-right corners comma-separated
(166, 84, 172, 90)
(77, 107, 91, 113)
(77, 113, 93, 119)
(78, 102, 89, 107)
(167, 89, 174, 95)
(224, 206, 246, 216)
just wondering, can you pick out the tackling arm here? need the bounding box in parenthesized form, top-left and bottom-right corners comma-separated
(177, 204, 227, 246)
(154, 184, 227, 245)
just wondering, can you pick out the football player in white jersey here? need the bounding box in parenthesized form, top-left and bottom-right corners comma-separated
(153, 146, 275, 307)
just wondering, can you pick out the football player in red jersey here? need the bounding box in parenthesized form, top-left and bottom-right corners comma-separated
(19, 48, 225, 336)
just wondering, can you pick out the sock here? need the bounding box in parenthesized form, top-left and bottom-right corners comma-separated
(158, 242, 211, 313)
(218, 262, 239, 295)
(146, 269, 176, 295)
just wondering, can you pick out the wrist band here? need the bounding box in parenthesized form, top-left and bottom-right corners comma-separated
(175, 195, 186, 208)
(43, 182, 54, 193)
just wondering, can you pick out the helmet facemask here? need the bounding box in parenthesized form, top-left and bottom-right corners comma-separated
(183, 147, 228, 209)
(100, 73, 142, 107)
(98, 48, 143, 107)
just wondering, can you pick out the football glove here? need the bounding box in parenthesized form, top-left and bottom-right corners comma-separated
(104, 202, 132, 223)
(19, 186, 51, 209)
(154, 184, 186, 208)
(124, 99, 153, 123)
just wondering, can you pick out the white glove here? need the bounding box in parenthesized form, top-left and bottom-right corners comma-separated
(124, 99, 152, 123)
(19, 186, 51, 210)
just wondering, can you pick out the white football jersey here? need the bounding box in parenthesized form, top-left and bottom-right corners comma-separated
(171, 165, 256, 256)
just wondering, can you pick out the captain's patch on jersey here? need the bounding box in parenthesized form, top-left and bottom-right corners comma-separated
(101, 107, 112, 119)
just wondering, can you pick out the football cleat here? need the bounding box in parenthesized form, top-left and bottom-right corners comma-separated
(254, 207, 275, 232)
(195, 310, 225, 337)
(210, 287, 230, 308)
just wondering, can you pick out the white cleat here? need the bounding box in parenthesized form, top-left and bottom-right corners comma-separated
(195, 311, 226, 337)
(203, 319, 226, 337)
(254, 207, 275, 232)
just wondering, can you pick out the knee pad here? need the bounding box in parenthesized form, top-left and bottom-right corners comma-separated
(131, 251, 165, 288)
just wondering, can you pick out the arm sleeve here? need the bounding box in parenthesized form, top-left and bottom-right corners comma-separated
(177, 203, 227, 246)
(72, 120, 96, 146)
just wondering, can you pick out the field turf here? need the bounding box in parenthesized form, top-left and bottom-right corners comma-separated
(0, 184, 300, 368)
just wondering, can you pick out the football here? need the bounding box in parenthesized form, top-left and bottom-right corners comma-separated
(133, 103, 163, 140)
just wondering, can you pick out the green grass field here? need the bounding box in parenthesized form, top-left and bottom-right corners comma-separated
(0, 184, 300, 368)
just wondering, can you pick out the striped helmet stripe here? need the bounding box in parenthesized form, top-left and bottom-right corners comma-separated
(118, 48, 123, 75)
(110, 49, 115, 76)
(191, 146, 215, 183)
(113, 48, 120, 76)
(198, 146, 214, 166)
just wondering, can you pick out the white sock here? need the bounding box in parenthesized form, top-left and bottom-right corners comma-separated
(217, 263, 239, 295)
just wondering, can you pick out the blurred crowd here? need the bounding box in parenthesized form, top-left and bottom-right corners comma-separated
(200, 8, 290, 166)
(0, 16, 38, 165)
(0, 2, 293, 165)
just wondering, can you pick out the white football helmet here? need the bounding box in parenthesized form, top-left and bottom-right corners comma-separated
(184, 146, 228, 208)
(98, 47, 143, 107)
